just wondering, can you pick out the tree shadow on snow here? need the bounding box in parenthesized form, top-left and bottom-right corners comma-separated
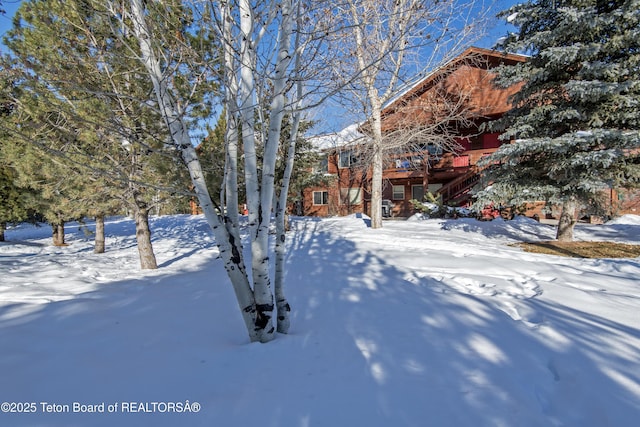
(0, 258, 244, 427)
(1, 217, 638, 427)
(264, 218, 640, 427)
(0, 240, 48, 247)
(439, 217, 558, 241)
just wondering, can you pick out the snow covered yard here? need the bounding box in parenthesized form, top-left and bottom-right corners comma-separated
(0, 214, 639, 427)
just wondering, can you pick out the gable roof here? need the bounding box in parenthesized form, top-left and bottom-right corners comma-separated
(312, 47, 527, 151)
(379, 47, 528, 132)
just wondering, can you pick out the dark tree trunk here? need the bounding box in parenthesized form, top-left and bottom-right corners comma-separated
(52, 221, 66, 246)
(134, 206, 157, 269)
(0, 222, 6, 242)
(94, 215, 105, 254)
(556, 198, 577, 242)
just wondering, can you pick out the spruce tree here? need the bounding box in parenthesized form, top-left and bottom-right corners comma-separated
(477, 0, 640, 240)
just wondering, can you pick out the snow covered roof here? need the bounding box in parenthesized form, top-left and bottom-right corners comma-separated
(308, 123, 370, 151)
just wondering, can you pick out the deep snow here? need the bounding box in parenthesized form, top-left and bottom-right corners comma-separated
(1, 214, 639, 427)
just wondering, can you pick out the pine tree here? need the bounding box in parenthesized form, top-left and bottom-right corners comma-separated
(0, 167, 27, 241)
(198, 114, 240, 210)
(0, 59, 38, 241)
(1, 109, 86, 246)
(477, 0, 640, 240)
(4, 0, 194, 263)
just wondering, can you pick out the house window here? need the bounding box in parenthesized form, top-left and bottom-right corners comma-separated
(315, 155, 328, 174)
(412, 185, 424, 202)
(339, 150, 359, 168)
(392, 185, 405, 200)
(340, 187, 362, 205)
(428, 183, 443, 194)
(313, 191, 328, 205)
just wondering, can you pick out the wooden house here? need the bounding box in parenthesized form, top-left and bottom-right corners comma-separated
(301, 124, 372, 217)
(302, 47, 528, 218)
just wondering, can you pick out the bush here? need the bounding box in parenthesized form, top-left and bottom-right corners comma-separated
(410, 192, 471, 219)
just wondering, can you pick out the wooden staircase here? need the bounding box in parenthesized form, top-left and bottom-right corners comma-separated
(436, 169, 480, 206)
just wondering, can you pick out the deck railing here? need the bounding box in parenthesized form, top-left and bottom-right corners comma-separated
(436, 168, 480, 204)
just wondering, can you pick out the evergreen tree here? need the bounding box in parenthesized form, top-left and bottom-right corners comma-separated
(9, 141, 88, 246)
(476, 0, 640, 240)
(0, 166, 28, 241)
(0, 59, 36, 241)
(274, 115, 320, 212)
(198, 114, 239, 210)
(198, 112, 320, 215)
(4, 0, 195, 263)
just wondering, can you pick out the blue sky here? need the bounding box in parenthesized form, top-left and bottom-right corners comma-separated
(1, 0, 520, 133)
(316, 0, 522, 132)
(1, 0, 519, 55)
(0, 0, 20, 49)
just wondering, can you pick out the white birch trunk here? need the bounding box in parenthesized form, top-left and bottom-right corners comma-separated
(220, 0, 246, 300)
(255, 0, 296, 339)
(369, 103, 384, 229)
(127, 0, 303, 342)
(128, 0, 261, 342)
(272, 0, 306, 334)
(238, 0, 260, 232)
(349, 0, 385, 229)
(274, 108, 299, 334)
(237, 0, 276, 342)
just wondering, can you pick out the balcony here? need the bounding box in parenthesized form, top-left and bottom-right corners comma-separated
(382, 148, 500, 181)
(383, 156, 426, 179)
